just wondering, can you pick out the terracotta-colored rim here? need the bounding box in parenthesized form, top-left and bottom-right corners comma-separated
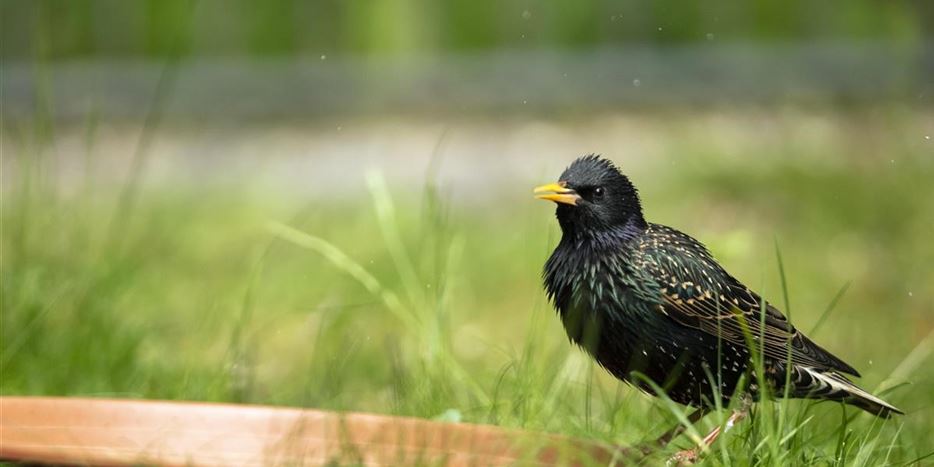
(0, 397, 621, 466)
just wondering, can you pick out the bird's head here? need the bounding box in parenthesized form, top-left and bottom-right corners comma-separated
(534, 155, 646, 237)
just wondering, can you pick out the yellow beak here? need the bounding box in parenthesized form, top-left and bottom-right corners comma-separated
(533, 182, 580, 205)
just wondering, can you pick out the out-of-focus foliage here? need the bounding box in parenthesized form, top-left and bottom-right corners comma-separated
(1, 0, 930, 60)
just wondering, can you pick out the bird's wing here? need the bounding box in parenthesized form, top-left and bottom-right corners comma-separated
(636, 225, 859, 376)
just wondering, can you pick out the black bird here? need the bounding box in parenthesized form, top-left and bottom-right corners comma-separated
(535, 155, 901, 450)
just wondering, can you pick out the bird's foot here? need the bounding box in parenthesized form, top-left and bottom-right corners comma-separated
(666, 426, 720, 465)
(667, 448, 699, 466)
(666, 400, 750, 464)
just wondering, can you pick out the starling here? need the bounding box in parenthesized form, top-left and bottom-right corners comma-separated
(535, 155, 902, 425)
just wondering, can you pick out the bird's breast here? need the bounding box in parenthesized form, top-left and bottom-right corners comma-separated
(550, 254, 647, 352)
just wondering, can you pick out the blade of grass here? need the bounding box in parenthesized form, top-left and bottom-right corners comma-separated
(809, 281, 851, 336)
(877, 328, 934, 394)
(103, 1, 195, 256)
(266, 221, 418, 330)
(774, 241, 796, 442)
(365, 171, 425, 310)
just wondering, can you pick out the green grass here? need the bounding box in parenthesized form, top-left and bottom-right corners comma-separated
(3, 112, 934, 465)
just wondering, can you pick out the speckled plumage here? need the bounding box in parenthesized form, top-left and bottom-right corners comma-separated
(540, 155, 902, 417)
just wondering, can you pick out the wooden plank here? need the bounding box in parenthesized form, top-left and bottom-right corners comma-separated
(0, 397, 619, 466)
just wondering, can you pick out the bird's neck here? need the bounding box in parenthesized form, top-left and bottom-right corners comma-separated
(561, 217, 647, 250)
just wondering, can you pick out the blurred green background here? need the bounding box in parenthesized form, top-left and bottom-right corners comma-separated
(2, 1, 933, 465)
(2, 0, 932, 58)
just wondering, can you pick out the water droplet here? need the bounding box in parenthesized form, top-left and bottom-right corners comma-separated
(632, 79, 641, 87)
(706, 33, 715, 40)
(320, 54, 327, 60)
(658, 27, 663, 31)
(521, 9, 532, 20)
(908, 291, 913, 297)
(521, 34, 526, 39)
(522, 100, 527, 104)
(891, 159, 895, 164)
(925, 135, 931, 141)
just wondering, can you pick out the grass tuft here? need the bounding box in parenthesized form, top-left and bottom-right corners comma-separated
(3, 112, 932, 465)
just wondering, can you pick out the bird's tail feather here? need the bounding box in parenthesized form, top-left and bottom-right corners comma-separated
(795, 367, 903, 418)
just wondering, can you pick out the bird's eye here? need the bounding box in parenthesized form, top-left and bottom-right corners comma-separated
(593, 187, 605, 198)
